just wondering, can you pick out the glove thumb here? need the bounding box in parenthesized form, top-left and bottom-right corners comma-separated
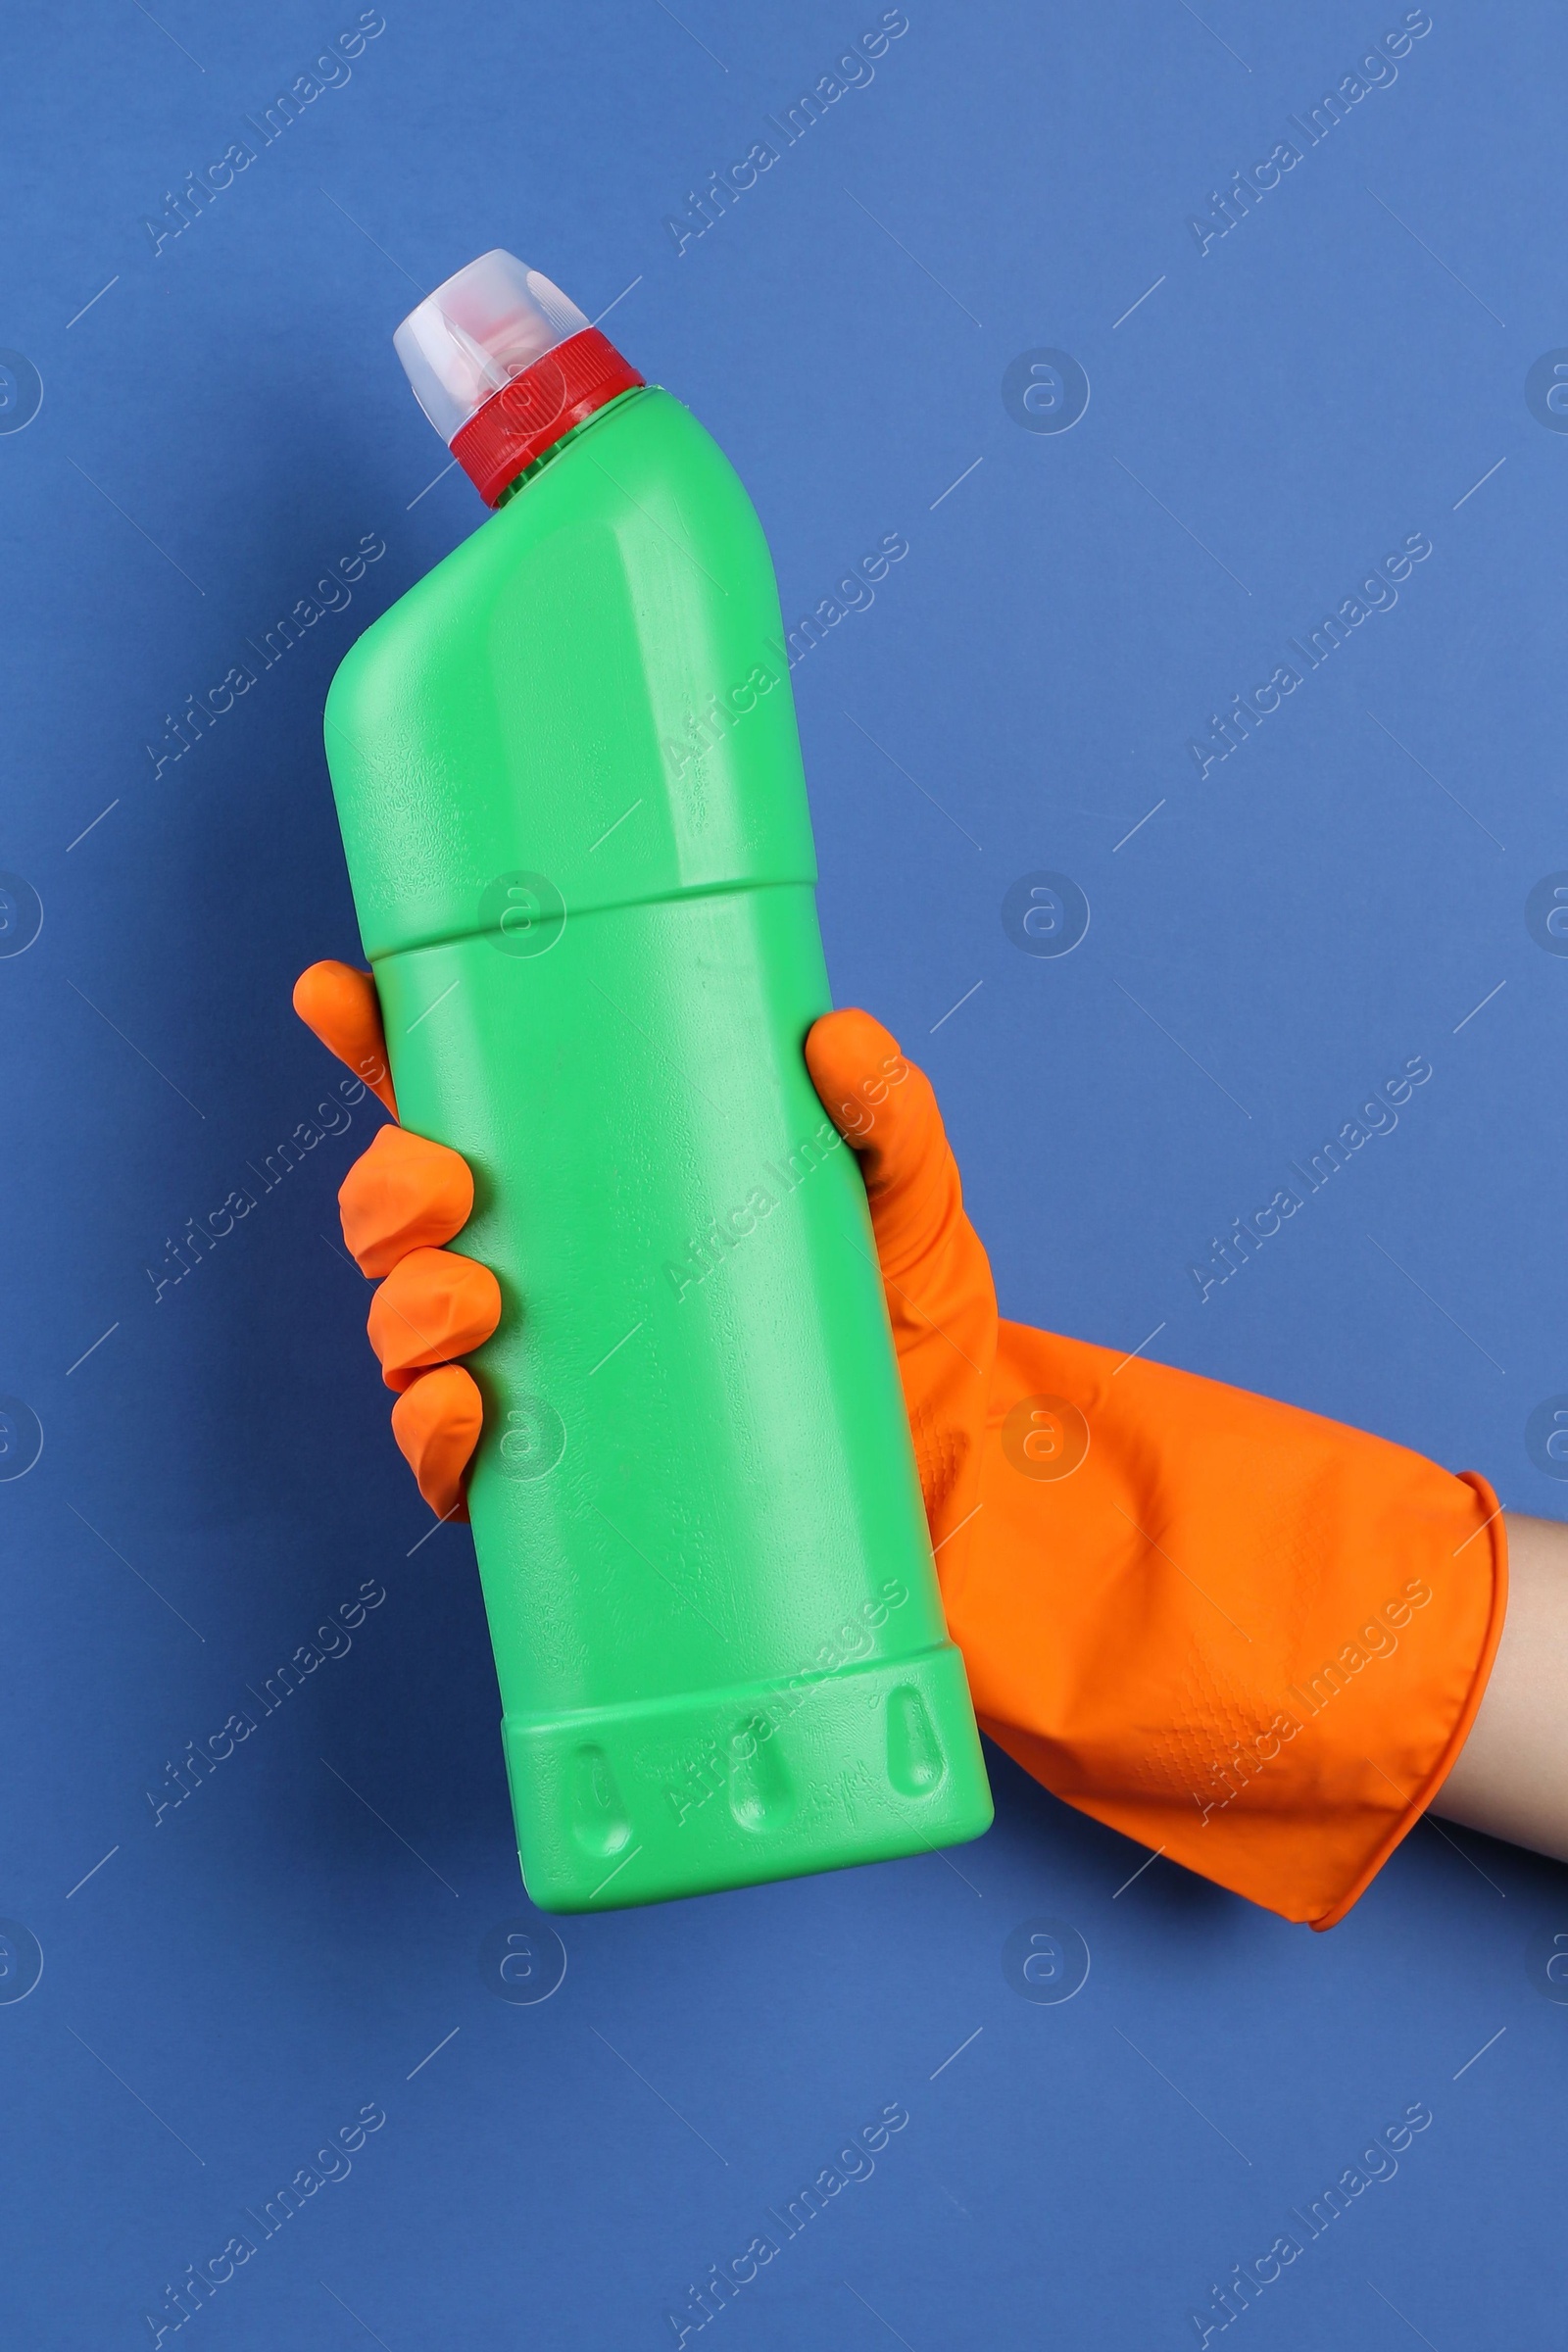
(806, 1007, 997, 1544)
(806, 1007, 988, 1284)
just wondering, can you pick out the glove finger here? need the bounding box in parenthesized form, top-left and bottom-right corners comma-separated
(293, 960, 397, 1116)
(339, 1123, 474, 1277)
(390, 1365, 482, 1521)
(368, 1247, 502, 1389)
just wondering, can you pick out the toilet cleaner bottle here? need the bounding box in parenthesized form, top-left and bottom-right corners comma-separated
(323, 251, 993, 1908)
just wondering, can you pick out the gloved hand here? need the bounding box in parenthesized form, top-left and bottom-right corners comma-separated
(295, 963, 1507, 1928)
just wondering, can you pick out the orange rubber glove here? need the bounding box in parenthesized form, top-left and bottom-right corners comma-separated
(295, 966, 1507, 1928)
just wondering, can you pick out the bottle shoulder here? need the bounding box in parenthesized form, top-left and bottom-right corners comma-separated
(324, 386, 815, 959)
(330, 389, 764, 710)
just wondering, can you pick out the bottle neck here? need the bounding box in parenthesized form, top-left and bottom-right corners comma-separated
(493, 386, 648, 508)
(451, 328, 646, 508)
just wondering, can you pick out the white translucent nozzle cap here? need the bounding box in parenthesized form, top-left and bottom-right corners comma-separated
(393, 251, 591, 446)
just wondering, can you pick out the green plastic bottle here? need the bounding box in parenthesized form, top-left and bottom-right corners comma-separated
(324, 251, 992, 1909)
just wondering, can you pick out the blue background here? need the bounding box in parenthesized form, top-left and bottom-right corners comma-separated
(2, 2, 1564, 2343)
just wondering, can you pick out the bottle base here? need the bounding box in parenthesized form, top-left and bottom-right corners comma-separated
(503, 1642, 995, 1912)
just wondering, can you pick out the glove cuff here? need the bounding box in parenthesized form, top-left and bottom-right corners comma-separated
(951, 1324, 1510, 1927)
(1310, 1470, 1506, 1928)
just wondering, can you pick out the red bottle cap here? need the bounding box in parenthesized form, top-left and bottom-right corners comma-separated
(451, 328, 644, 507)
(394, 252, 644, 509)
